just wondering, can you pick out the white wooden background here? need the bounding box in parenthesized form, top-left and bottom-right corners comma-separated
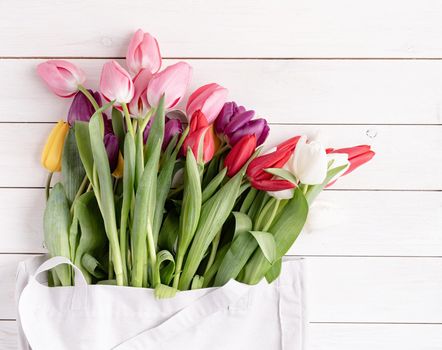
(1, 0, 442, 348)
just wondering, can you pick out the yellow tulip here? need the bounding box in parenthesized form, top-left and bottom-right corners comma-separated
(112, 152, 124, 178)
(41, 120, 69, 172)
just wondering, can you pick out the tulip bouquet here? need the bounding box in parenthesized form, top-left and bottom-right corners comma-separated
(38, 30, 374, 296)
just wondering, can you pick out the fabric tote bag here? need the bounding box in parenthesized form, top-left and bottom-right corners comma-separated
(16, 255, 308, 350)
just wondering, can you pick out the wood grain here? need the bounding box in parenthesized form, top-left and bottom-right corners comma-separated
(0, 123, 438, 189)
(2, 0, 442, 58)
(2, 321, 442, 350)
(2, 189, 440, 256)
(2, 59, 442, 124)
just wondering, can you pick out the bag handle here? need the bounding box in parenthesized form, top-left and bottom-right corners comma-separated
(113, 279, 254, 349)
(31, 256, 88, 310)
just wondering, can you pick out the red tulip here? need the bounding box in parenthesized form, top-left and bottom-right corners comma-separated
(327, 145, 375, 176)
(246, 136, 300, 191)
(225, 135, 256, 177)
(182, 110, 217, 163)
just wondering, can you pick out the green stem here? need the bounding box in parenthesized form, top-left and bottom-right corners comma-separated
(254, 197, 276, 231)
(146, 218, 159, 286)
(45, 172, 53, 201)
(78, 85, 100, 111)
(121, 102, 135, 137)
(302, 184, 309, 195)
(263, 199, 281, 232)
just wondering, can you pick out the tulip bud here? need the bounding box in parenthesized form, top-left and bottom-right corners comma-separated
(215, 101, 269, 146)
(147, 62, 192, 109)
(163, 118, 183, 150)
(41, 121, 69, 172)
(37, 60, 86, 98)
(328, 145, 375, 176)
(104, 133, 120, 172)
(225, 134, 256, 177)
(126, 29, 162, 76)
(128, 69, 152, 117)
(289, 136, 328, 185)
(186, 83, 228, 124)
(67, 90, 102, 125)
(182, 111, 216, 163)
(100, 61, 134, 104)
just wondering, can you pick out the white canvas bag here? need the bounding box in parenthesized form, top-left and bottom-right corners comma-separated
(16, 255, 307, 350)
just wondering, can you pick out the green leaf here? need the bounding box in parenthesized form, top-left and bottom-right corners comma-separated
(119, 133, 135, 279)
(249, 231, 276, 263)
(239, 188, 258, 213)
(73, 192, 107, 283)
(81, 253, 106, 279)
(111, 108, 125, 152)
(173, 149, 202, 288)
(155, 284, 177, 299)
(158, 210, 179, 253)
(44, 183, 72, 286)
(232, 211, 253, 237)
(305, 164, 348, 204)
(89, 114, 125, 286)
(265, 258, 282, 283)
(62, 129, 86, 204)
(179, 170, 243, 290)
(201, 167, 227, 203)
(191, 275, 204, 290)
(156, 250, 175, 285)
(130, 142, 161, 287)
(265, 168, 298, 184)
(202, 243, 230, 287)
(242, 188, 308, 285)
(74, 121, 94, 182)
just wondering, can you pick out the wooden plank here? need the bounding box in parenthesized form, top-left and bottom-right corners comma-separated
(309, 323, 442, 350)
(0, 123, 439, 190)
(2, 0, 442, 58)
(3, 255, 442, 321)
(306, 257, 442, 323)
(0, 321, 18, 350)
(2, 321, 442, 350)
(2, 189, 440, 256)
(2, 59, 442, 124)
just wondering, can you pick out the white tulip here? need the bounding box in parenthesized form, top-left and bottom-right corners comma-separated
(267, 188, 294, 200)
(289, 136, 328, 185)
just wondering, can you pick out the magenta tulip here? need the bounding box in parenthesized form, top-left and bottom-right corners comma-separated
(126, 29, 162, 76)
(147, 62, 192, 109)
(100, 61, 134, 104)
(36, 60, 86, 97)
(186, 83, 228, 123)
(128, 69, 152, 117)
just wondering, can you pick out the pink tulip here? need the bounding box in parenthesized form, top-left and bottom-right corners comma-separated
(186, 83, 228, 123)
(100, 61, 134, 104)
(147, 62, 192, 109)
(126, 29, 162, 76)
(36, 60, 86, 97)
(128, 69, 152, 117)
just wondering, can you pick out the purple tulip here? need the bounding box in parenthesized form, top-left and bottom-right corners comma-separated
(163, 118, 183, 150)
(214, 101, 269, 146)
(67, 90, 102, 126)
(104, 133, 119, 172)
(143, 115, 183, 150)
